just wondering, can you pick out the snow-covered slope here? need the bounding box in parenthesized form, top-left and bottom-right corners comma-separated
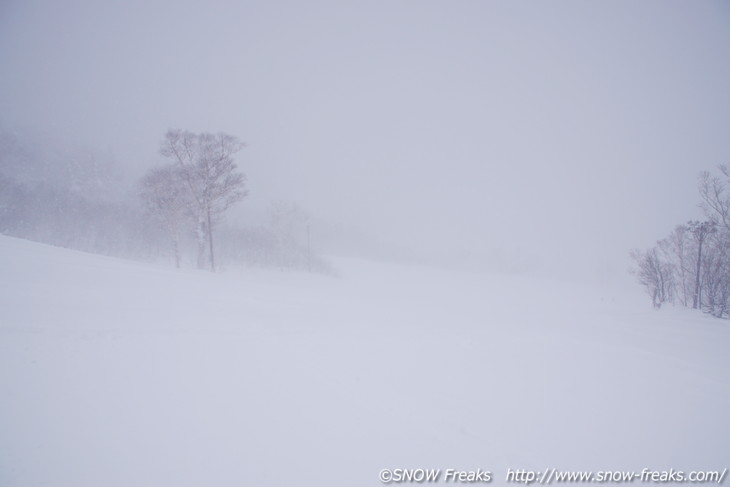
(0, 235, 727, 486)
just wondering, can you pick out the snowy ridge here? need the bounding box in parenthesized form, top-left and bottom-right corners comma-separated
(0, 236, 728, 486)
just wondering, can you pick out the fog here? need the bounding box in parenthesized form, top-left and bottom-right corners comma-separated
(2, 0, 730, 281)
(4, 4, 730, 484)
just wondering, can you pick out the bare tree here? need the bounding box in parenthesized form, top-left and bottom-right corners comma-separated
(687, 220, 716, 309)
(657, 225, 692, 306)
(632, 166, 730, 318)
(630, 247, 674, 309)
(160, 130, 247, 271)
(140, 165, 190, 268)
(699, 166, 730, 228)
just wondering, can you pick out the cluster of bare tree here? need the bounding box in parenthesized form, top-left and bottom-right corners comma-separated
(140, 130, 247, 271)
(0, 176, 152, 256)
(0, 126, 332, 273)
(632, 166, 730, 317)
(219, 232, 327, 274)
(214, 200, 333, 273)
(140, 130, 331, 273)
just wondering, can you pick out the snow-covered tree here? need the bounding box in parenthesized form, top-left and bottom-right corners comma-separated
(160, 130, 247, 271)
(139, 165, 191, 268)
(630, 247, 674, 309)
(699, 166, 730, 228)
(631, 166, 730, 317)
(657, 225, 692, 306)
(699, 228, 730, 317)
(687, 220, 716, 310)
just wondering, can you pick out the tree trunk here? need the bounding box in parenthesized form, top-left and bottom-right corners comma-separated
(693, 236, 703, 309)
(207, 207, 215, 272)
(173, 236, 180, 269)
(196, 217, 206, 269)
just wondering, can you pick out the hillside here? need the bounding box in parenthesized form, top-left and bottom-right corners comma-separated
(0, 235, 727, 486)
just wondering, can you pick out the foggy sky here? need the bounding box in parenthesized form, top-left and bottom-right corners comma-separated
(2, 0, 730, 281)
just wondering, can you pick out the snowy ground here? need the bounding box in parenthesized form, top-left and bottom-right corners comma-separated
(1, 235, 728, 486)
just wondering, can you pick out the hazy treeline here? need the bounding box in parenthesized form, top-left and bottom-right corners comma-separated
(632, 166, 730, 318)
(0, 128, 156, 257)
(0, 127, 331, 273)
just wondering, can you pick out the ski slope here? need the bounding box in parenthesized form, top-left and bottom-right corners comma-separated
(0, 235, 728, 486)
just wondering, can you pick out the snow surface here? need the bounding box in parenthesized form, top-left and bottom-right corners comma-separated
(0, 235, 728, 486)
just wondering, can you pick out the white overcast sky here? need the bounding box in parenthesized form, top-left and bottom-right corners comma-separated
(1, 0, 729, 280)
